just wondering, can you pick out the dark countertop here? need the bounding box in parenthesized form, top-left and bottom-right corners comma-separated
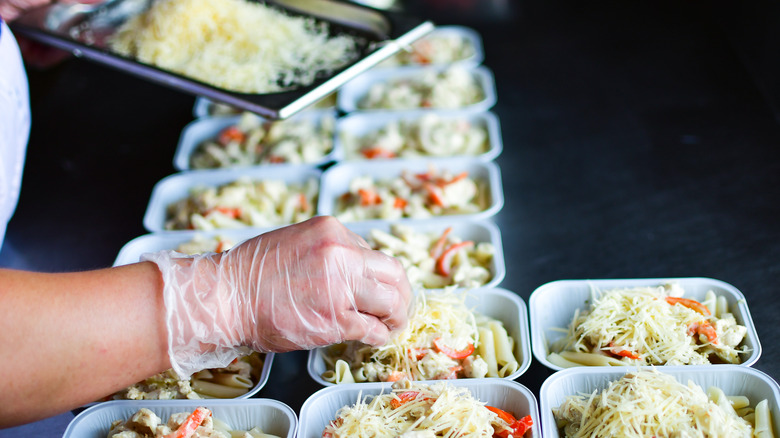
(2, 0, 779, 436)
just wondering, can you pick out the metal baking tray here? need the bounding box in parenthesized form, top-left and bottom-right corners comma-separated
(11, 0, 433, 119)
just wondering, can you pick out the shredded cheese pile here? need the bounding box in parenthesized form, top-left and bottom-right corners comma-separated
(109, 0, 359, 93)
(323, 382, 511, 438)
(550, 284, 748, 366)
(554, 370, 758, 438)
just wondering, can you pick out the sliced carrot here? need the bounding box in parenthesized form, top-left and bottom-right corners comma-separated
(488, 407, 533, 438)
(215, 241, 226, 253)
(386, 371, 407, 382)
(437, 171, 469, 187)
(361, 147, 396, 159)
(425, 183, 446, 207)
(608, 342, 640, 360)
(435, 365, 462, 380)
(163, 407, 211, 438)
(408, 348, 427, 360)
(665, 296, 711, 316)
(433, 337, 474, 359)
(299, 193, 310, 212)
(390, 391, 423, 408)
(207, 207, 241, 219)
(267, 156, 285, 164)
(688, 321, 718, 344)
(393, 197, 408, 209)
(486, 406, 517, 424)
(429, 227, 453, 259)
(217, 126, 245, 146)
(435, 241, 474, 276)
(358, 188, 382, 206)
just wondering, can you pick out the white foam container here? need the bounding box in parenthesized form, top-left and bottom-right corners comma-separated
(173, 110, 338, 171)
(540, 365, 780, 438)
(306, 286, 530, 387)
(298, 378, 539, 438)
(64, 399, 297, 438)
(378, 25, 484, 68)
(318, 158, 503, 224)
(143, 166, 322, 233)
(337, 65, 497, 113)
(334, 110, 502, 162)
(529, 277, 762, 371)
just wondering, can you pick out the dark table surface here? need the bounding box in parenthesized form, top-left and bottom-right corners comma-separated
(2, 0, 779, 436)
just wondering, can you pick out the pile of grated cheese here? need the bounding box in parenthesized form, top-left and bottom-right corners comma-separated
(554, 370, 756, 438)
(551, 284, 747, 366)
(324, 382, 502, 437)
(109, 0, 359, 93)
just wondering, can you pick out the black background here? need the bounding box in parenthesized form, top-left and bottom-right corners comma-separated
(1, 0, 779, 436)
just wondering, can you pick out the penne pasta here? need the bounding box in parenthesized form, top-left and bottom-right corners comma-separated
(191, 380, 250, 398)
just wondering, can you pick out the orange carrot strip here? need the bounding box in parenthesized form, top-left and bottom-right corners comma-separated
(430, 227, 453, 259)
(163, 407, 211, 438)
(390, 391, 422, 408)
(666, 296, 711, 316)
(608, 342, 640, 359)
(433, 337, 475, 359)
(217, 126, 245, 146)
(435, 241, 474, 276)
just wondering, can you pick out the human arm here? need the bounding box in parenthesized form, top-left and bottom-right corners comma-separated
(0, 216, 412, 427)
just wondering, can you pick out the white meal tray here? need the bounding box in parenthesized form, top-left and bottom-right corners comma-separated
(113, 228, 278, 266)
(306, 286, 531, 387)
(64, 398, 297, 438)
(297, 378, 540, 438)
(336, 65, 497, 113)
(334, 110, 502, 162)
(539, 365, 780, 438)
(318, 158, 504, 224)
(529, 277, 762, 371)
(377, 25, 484, 69)
(173, 109, 339, 171)
(143, 166, 322, 233)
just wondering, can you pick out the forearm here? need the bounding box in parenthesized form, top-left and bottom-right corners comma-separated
(0, 262, 169, 427)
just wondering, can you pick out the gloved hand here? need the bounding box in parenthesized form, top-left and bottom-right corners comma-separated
(143, 216, 412, 378)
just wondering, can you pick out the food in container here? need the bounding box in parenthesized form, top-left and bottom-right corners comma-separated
(193, 93, 338, 118)
(543, 367, 777, 438)
(107, 405, 283, 437)
(308, 287, 530, 386)
(108, 0, 359, 93)
(183, 112, 335, 169)
(339, 112, 497, 161)
(358, 66, 485, 110)
(321, 381, 533, 437)
(529, 278, 761, 371)
(163, 176, 317, 230)
(364, 222, 495, 289)
(378, 25, 483, 68)
(331, 163, 490, 222)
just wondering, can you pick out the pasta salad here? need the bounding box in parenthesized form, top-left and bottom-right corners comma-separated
(553, 370, 774, 438)
(379, 30, 477, 67)
(357, 66, 485, 110)
(110, 352, 264, 400)
(321, 289, 519, 384)
(165, 176, 317, 230)
(108, 406, 282, 438)
(366, 223, 494, 289)
(322, 381, 533, 437)
(189, 112, 335, 168)
(547, 283, 749, 367)
(342, 113, 490, 160)
(334, 165, 489, 221)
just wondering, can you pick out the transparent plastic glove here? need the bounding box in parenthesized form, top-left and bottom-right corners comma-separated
(143, 216, 413, 378)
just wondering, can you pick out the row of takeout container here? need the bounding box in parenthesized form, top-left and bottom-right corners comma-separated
(69, 26, 780, 438)
(66, 277, 775, 437)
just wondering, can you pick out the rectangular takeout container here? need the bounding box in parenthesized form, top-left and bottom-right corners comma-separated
(173, 109, 338, 171)
(143, 166, 322, 233)
(337, 65, 497, 113)
(306, 286, 531, 387)
(344, 219, 506, 290)
(334, 110, 503, 162)
(297, 378, 540, 438)
(317, 158, 504, 224)
(540, 365, 780, 438)
(64, 398, 297, 438)
(11, 0, 433, 120)
(529, 277, 762, 371)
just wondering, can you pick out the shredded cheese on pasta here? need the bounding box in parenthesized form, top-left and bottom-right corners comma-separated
(554, 370, 765, 438)
(323, 382, 521, 438)
(109, 0, 359, 93)
(322, 290, 517, 383)
(549, 284, 748, 366)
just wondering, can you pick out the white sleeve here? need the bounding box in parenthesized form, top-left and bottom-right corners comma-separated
(0, 21, 31, 250)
